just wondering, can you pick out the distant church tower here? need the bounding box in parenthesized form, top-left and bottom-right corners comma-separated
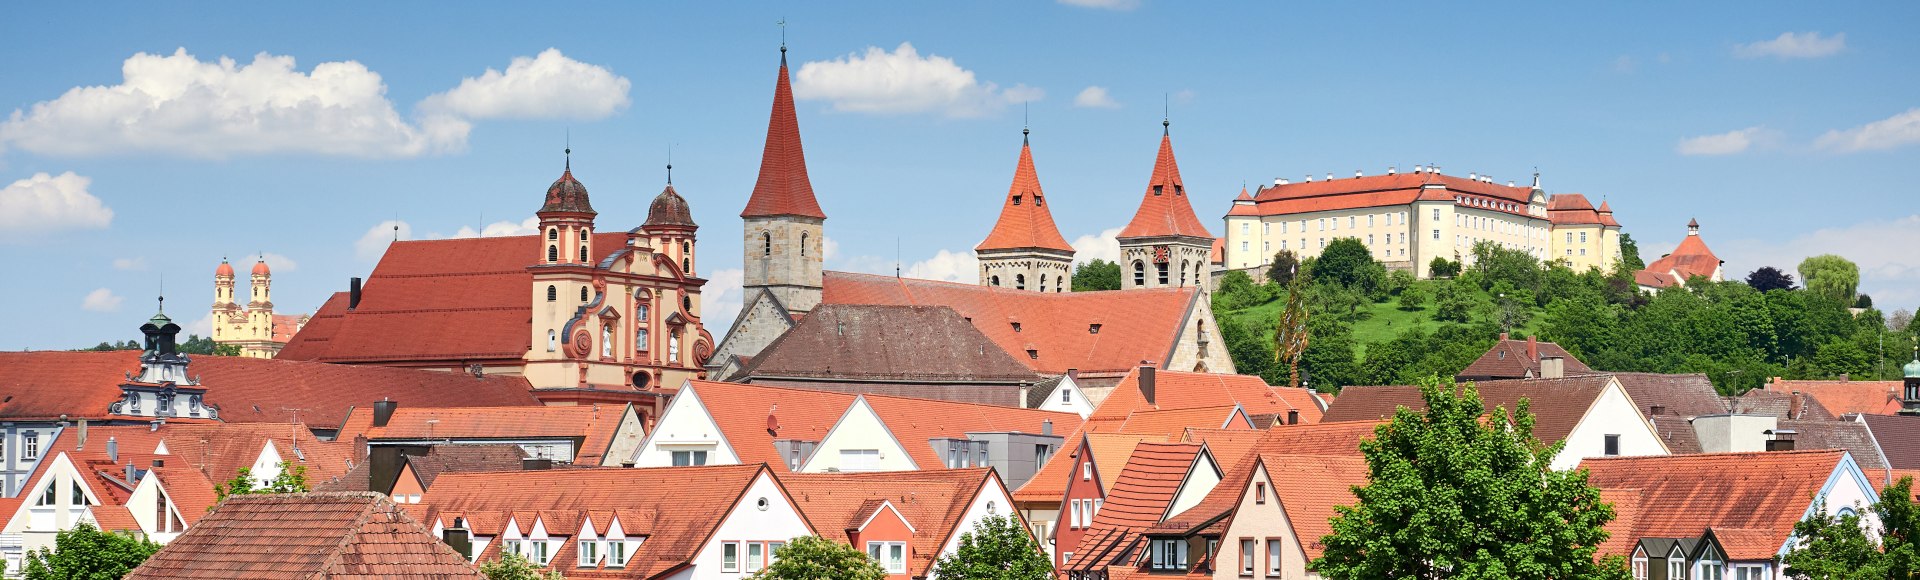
(976, 128, 1074, 292)
(1117, 120, 1215, 293)
(211, 256, 304, 358)
(740, 45, 827, 315)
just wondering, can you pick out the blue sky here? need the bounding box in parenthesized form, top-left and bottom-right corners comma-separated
(3, 1, 1918, 349)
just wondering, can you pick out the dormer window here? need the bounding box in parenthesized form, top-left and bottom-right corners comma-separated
(1174, 185, 1184, 196)
(1153, 185, 1164, 196)
(1089, 323, 1101, 334)
(1027, 349, 1039, 360)
(1011, 322, 1022, 332)
(1013, 194, 1023, 206)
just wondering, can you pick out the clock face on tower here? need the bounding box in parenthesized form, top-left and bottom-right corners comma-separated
(1154, 245, 1171, 264)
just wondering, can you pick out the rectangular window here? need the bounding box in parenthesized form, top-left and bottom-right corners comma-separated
(671, 450, 707, 466)
(841, 449, 880, 471)
(1255, 482, 1266, 504)
(1369, 215, 1375, 227)
(769, 541, 785, 565)
(1367, 234, 1374, 246)
(1062, 388, 1072, 404)
(23, 432, 38, 459)
(1083, 462, 1093, 481)
(533, 541, 550, 565)
(1240, 538, 1255, 575)
(611, 541, 628, 567)
(1069, 499, 1080, 529)
(1267, 539, 1282, 574)
(1605, 434, 1621, 456)
(868, 542, 907, 573)
(1348, 216, 1356, 229)
(1092, 498, 1102, 518)
(1432, 229, 1440, 240)
(1241, 222, 1249, 234)
(1264, 223, 1271, 234)
(1631, 557, 1647, 580)
(1241, 241, 1248, 251)
(723, 542, 739, 572)
(747, 542, 764, 572)
(580, 539, 599, 566)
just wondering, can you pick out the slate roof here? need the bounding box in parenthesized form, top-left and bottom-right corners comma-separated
(1455, 336, 1592, 380)
(820, 271, 1201, 375)
(1780, 419, 1889, 471)
(0, 350, 538, 428)
(783, 468, 997, 577)
(736, 304, 1040, 384)
(1117, 131, 1211, 240)
(860, 393, 1082, 470)
(1585, 450, 1849, 560)
(741, 52, 825, 219)
(1062, 442, 1204, 572)
(1024, 375, 1068, 410)
(1322, 376, 1614, 444)
(337, 404, 629, 465)
(1767, 379, 1904, 416)
(976, 137, 1073, 253)
(277, 232, 629, 364)
(1862, 414, 1920, 470)
(127, 492, 480, 579)
(674, 381, 856, 473)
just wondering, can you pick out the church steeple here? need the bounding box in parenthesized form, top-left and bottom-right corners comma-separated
(976, 128, 1074, 292)
(537, 150, 598, 266)
(1117, 122, 1216, 292)
(741, 47, 825, 220)
(741, 45, 826, 315)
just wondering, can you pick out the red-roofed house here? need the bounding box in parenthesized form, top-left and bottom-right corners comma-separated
(126, 492, 481, 580)
(1637, 219, 1725, 292)
(1061, 442, 1225, 578)
(1218, 168, 1622, 278)
(336, 402, 644, 467)
(1323, 375, 1669, 469)
(1765, 376, 1904, 416)
(784, 468, 1021, 580)
(1118, 124, 1215, 294)
(1087, 368, 1324, 434)
(977, 130, 1076, 293)
(633, 380, 858, 472)
(1171, 453, 1370, 579)
(797, 393, 1080, 491)
(1015, 432, 1165, 570)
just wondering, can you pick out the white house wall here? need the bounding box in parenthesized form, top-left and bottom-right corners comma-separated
(1552, 383, 1668, 471)
(800, 397, 915, 473)
(1166, 451, 1222, 520)
(1035, 377, 1094, 419)
(939, 480, 1021, 564)
(686, 471, 812, 579)
(634, 384, 742, 468)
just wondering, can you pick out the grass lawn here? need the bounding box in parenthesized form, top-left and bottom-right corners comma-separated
(1217, 281, 1544, 358)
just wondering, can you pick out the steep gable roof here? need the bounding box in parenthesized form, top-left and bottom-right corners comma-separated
(1639, 227, 1722, 287)
(977, 136, 1073, 253)
(1113, 406, 1249, 440)
(783, 469, 997, 577)
(1547, 193, 1618, 226)
(1322, 377, 1614, 443)
(1261, 454, 1370, 561)
(1063, 442, 1204, 572)
(1862, 414, 1920, 470)
(1768, 379, 1904, 417)
(337, 404, 630, 465)
(1151, 421, 1379, 535)
(157, 422, 357, 486)
(1090, 368, 1323, 427)
(1012, 431, 1165, 503)
(820, 271, 1200, 375)
(741, 51, 825, 220)
(1584, 450, 1852, 560)
(859, 394, 1082, 470)
(737, 305, 1040, 384)
(127, 492, 480, 579)
(673, 380, 857, 472)
(1455, 336, 1592, 380)
(1117, 131, 1211, 240)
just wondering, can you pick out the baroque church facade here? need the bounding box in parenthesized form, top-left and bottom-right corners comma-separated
(210, 256, 307, 358)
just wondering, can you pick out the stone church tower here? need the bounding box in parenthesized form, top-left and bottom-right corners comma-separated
(1118, 121, 1215, 294)
(741, 45, 827, 316)
(976, 128, 1074, 292)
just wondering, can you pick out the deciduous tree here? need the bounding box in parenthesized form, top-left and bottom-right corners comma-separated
(479, 552, 565, 580)
(1071, 259, 1121, 292)
(214, 462, 310, 503)
(752, 535, 887, 580)
(932, 514, 1050, 580)
(1800, 254, 1861, 304)
(22, 522, 161, 580)
(1746, 266, 1796, 292)
(1267, 250, 1300, 286)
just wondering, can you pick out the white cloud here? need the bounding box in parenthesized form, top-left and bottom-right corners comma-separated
(0, 172, 112, 235)
(1676, 126, 1769, 156)
(1716, 214, 1920, 310)
(1815, 108, 1920, 153)
(1059, 0, 1140, 9)
(701, 268, 745, 328)
(1734, 32, 1846, 59)
(450, 217, 540, 238)
(1070, 228, 1123, 265)
(259, 252, 297, 272)
(355, 220, 412, 261)
(793, 43, 1034, 118)
(903, 249, 980, 282)
(419, 48, 631, 120)
(112, 257, 146, 271)
(0, 48, 466, 159)
(1074, 86, 1121, 109)
(184, 312, 213, 337)
(822, 236, 841, 261)
(82, 288, 123, 312)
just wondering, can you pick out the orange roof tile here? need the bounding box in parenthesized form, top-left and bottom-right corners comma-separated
(1584, 450, 1849, 560)
(784, 469, 997, 577)
(1063, 442, 1203, 572)
(337, 405, 629, 465)
(1243, 172, 1538, 218)
(1115, 406, 1248, 440)
(741, 51, 825, 220)
(1179, 428, 1265, 471)
(1322, 377, 1613, 444)
(1546, 193, 1617, 226)
(88, 505, 142, 533)
(1152, 422, 1378, 535)
(155, 422, 357, 488)
(1117, 131, 1211, 240)
(681, 380, 856, 473)
(820, 272, 1200, 375)
(148, 467, 219, 525)
(1012, 431, 1165, 503)
(1768, 379, 1903, 417)
(128, 492, 480, 579)
(1091, 368, 1323, 426)
(1263, 454, 1370, 560)
(1637, 224, 1722, 287)
(860, 393, 1082, 470)
(976, 137, 1073, 254)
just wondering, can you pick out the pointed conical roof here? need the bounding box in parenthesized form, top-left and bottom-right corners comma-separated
(976, 134, 1073, 253)
(741, 50, 826, 220)
(1118, 130, 1212, 240)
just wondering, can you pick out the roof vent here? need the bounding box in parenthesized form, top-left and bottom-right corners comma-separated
(1304, 174, 1313, 183)
(1508, 181, 1515, 187)
(1277, 178, 1289, 185)
(1469, 172, 1478, 180)
(1354, 170, 1363, 178)
(1387, 166, 1397, 175)
(1326, 173, 1334, 181)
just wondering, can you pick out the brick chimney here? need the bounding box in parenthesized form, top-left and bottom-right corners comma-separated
(1527, 335, 1539, 362)
(373, 399, 397, 428)
(1138, 366, 1157, 406)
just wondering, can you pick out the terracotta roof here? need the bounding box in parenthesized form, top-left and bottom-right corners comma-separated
(1063, 442, 1204, 572)
(216, 259, 235, 278)
(1862, 414, 1920, 470)
(1767, 379, 1904, 416)
(405, 445, 529, 490)
(860, 393, 1082, 470)
(1547, 193, 1618, 227)
(88, 505, 142, 533)
(1089, 368, 1323, 426)
(1224, 187, 1260, 218)
(156, 422, 357, 487)
(677, 381, 856, 473)
(0, 350, 537, 428)
(1151, 421, 1379, 535)
(1455, 337, 1593, 380)
(539, 165, 597, 215)
(1264, 454, 1369, 560)
(1118, 132, 1211, 240)
(1114, 406, 1248, 440)
(128, 492, 480, 579)
(422, 465, 784, 578)
(1637, 226, 1721, 287)
(737, 305, 1040, 384)
(741, 52, 825, 219)
(1013, 430, 1169, 504)
(148, 466, 220, 524)
(1322, 377, 1613, 444)
(337, 405, 629, 465)
(1731, 389, 1837, 421)
(976, 137, 1073, 253)
(1208, 236, 1225, 264)
(783, 468, 996, 577)
(1585, 450, 1849, 560)
(1177, 428, 1265, 470)
(1243, 171, 1538, 218)
(820, 271, 1200, 375)
(278, 232, 629, 364)
(251, 258, 271, 276)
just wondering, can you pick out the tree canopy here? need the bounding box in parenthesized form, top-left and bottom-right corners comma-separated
(1779, 476, 1920, 578)
(22, 522, 161, 580)
(1071, 259, 1120, 292)
(1800, 254, 1861, 304)
(214, 462, 310, 503)
(932, 514, 1050, 580)
(1312, 377, 1626, 580)
(1312, 238, 1388, 297)
(479, 552, 564, 580)
(1746, 266, 1796, 292)
(752, 535, 887, 580)
(1267, 249, 1301, 286)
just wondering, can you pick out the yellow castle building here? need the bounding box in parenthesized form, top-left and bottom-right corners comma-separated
(210, 257, 308, 358)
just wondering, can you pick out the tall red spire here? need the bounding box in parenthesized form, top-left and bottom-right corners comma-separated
(1118, 127, 1211, 239)
(976, 131, 1073, 253)
(741, 48, 826, 220)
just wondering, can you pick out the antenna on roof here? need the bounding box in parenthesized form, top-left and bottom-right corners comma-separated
(1023, 102, 1030, 144)
(565, 128, 572, 171)
(895, 237, 901, 278)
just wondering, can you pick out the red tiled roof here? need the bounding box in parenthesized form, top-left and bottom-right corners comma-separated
(1151, 421, 1379, 535)
(270, 314, 305, 343)
(1117, 132, 1211, 240)
(1114, 406, 1248, 440)
(1264, 454, 1369, 560)
(88, 505, 142, 533)
(1225, 187, 1260, 218)
(1063, 442, 1204, 572)
(679, 380, 856, 472)
(279, 232, 630, 364)
(784, 469, 996, 577)
(1637, 227, 1721, 287)
(1322, 377, 1613, 444)
(861, 393, 1082, 470)
(1090, 368, 1323, 426)
(1584, 450, 1848, 560)
(156, 422, 357, 488)
(820, 271, 1199, 375)
(741, 53, 825, 220)
(1768, 379, 1903, 417)
(976, 138, 1073, 253)
(338, 405, 629, 465)
(422, 465, 787, 578)
(1178, 428, 1265, 470)
(1208, 237, 1225, 264)
(0, 350, 538, 428)
(1243, 172, 1537, 217)
(1013, 431, 1166, 503)
(1546, 193, 1619, 226)
(128, 492, 480, 579)
(149, 467, 219, 524)
(1455, 336, 1593, 380)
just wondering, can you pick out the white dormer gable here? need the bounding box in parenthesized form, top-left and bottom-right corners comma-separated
(528, 517, 550, 541)
(2, 453, 102, 536)
(501, 516, 524, 541)
(1164, 446, 1224, 520)
(939, 472, 1018, 561)
(1554, 377, 1670, 470)
(799, 395, 915, 473)
(691, 469, 812, 574)
(633, 381, 743, 468)
(1036, 375, 1094, 419)
(153, 440, 170, 455)
(251, 440, 284, 485)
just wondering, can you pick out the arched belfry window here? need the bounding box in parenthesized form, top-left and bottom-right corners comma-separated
(548, 246, 558, 263)
(800, 233, 808, 257)
(1133, 261, 1146, 286)
(682, 258, 691, 273)
(1040, 275, 1048, 293)
(990, 275, 1001, 287)
(548, 228, 558, 241)
(546, 285, 557, 302)
(763, 232, 772, 256)
(579, 246, 588, 262)
(1015, 274, 1026, 290)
